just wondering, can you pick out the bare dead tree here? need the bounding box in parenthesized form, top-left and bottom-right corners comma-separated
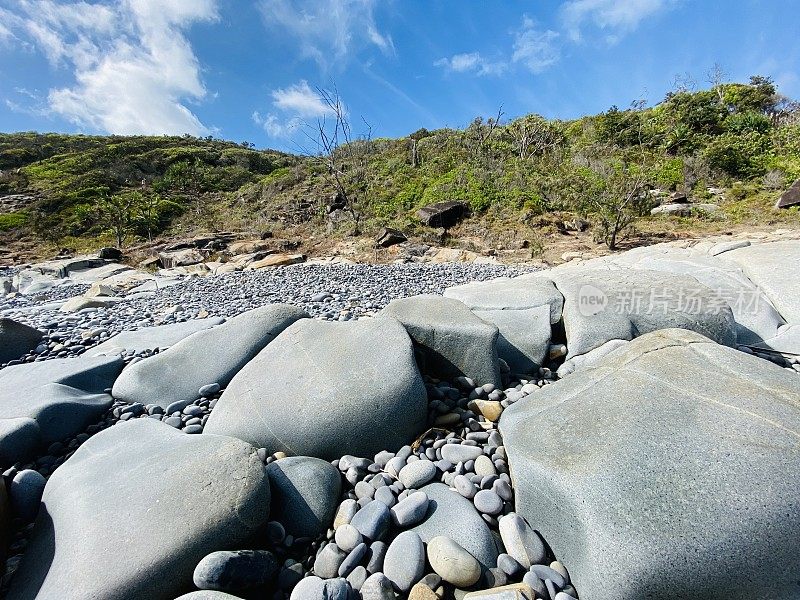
(302, 85, 374, 235)
(707, 62, 728, 103)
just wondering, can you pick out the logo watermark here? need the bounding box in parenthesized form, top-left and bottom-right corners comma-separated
(576, 284, 762, 317)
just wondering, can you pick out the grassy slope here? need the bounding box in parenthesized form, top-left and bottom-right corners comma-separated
(1, 79, 799, 262)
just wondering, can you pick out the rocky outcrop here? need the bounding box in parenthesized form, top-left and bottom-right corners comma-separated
(500, 329, 800, 600)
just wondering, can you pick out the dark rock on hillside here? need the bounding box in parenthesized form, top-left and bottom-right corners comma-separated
(416, 201, 467, 228)
(97, 247, 123, 261)
(775, 179, 800, 209)
(375, 227, 407, 248)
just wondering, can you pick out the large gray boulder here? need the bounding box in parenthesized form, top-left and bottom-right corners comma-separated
(0, 318, 43, 364)
(542, 267, 736, 359)
(412, 483, 500, 571)
(266, 457, 342, 538)
(112, 305, 307, 408)
(499, 329, 800, 600)
(7, 419, 271, 600)
(444, 278, 563, 373)
(600, 245, 786, 346)
(718, 240, 800, 324)
(380, 295, 501, 387)
(0, 356, 123, 466)
(204, 318, 427, 460)
(90, 317, 225, 356)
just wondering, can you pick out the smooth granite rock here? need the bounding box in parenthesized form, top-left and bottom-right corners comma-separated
(193, 550, 278, 592)
(427, 535, 481, 588)
(381, 295, 501, 387)
(205, 318, 428, 460)
(444, 277, 564, 373)
(383, 530, 426, 592)
(499, 329, 800, 600)
(0, 355, 123, 465)
(542, 267, 737, 359)
(90, 318, 225, 355)
(594, 245, 787, 346)
(412, 483, 499, 570)
(266, 456, 342, 539)
(7, 419, 271, 600)
(719, 240, 800, 324)
(113, 304, 307, 408)
(0, 318, 43, 364)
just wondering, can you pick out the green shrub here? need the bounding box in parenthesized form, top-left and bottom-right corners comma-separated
(0, 212, 28, 230)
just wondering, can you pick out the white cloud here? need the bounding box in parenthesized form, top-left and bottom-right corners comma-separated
(512, 17, 560, 73)
(252, 110, 303, 139)
(3, 0, 218, 135)
(434, 52, 508, 76)
(255, 81, 346, 141)
(258, 0, 393, 69)
(561, 0, 674, 41)
(270, 81, 336, 118)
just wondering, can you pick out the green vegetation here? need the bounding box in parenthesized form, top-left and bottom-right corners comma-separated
(0, 76, 798, 251)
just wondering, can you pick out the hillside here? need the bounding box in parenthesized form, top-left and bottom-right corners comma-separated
(1, 76, 798, 264)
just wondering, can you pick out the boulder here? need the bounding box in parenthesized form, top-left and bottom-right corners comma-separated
(7, 419, 271, 600)
(0, 356, 123, 465)
(444, 278, 563, 373)
(718, 240, 800, 325)
(204, 318, 427, 460)
(595, 246, 786, 346)
(266, 457, 342, 539)
(380, 295, 501, 387)
(542, 267, 736, 359)
(416, 201, 467, 228)
(650, 203, 692, 216)
(0, 318, 43, 364)
(246, 254, 305, 269)
(60, 295, 121, 313)
(499, 329, 800, 600)
(375, 227, 407, 248)
(97, 247, 123, 260)
(159, 248, 204, 268)
(90, 317, 225, 356)
(775, 179, 800, 209)
(412, 483, 500, 571)
(112, 305, 307, 408)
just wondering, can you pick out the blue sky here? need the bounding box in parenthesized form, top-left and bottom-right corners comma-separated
(0, 0, 798, 151)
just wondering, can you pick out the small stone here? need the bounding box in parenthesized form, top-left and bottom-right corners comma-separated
(198, 383, 221, 397)
(497, 553, 524, 577)
(347, 565, 368, 591)
(473, 489, 503, 515)
(399, 460, 437, 489)
(390, 490, 430, 528)
(360, 573, 395, 600)
(333, 499, 358, 530)
(441, 444, 483, 463)
(529, 564, 567, 589)
(453, 475, 478, 499)
(498, 514, 546, 569)
(467, 399, 503, 422)
(338, 542, 367, 577)
(474, 455, 497, 477)
(427, 536, 481, 588)
(193, 550, 278, 592)
(366, 540, 387, 574)
(8, 469, 46, 522)
(313, 543, 347, 579)
(334, 524, 363, 553)
(408, 582, 439, 599)
(350, 500, 390, 541)
(374, 486, 397, 507)
(384, 530, 426, 592)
